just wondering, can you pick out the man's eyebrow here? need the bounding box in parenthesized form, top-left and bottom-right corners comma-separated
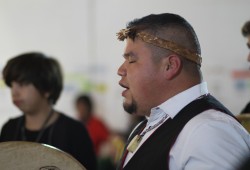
(122, 52, 136, 59)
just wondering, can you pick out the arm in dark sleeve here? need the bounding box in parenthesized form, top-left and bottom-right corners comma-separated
(0, 118, 20, 142)
(70, 122, 97, 170)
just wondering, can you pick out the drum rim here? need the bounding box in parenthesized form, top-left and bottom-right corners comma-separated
(0, 141, 86, 170)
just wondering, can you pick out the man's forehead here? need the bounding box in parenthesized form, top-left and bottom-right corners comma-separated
(124, 37, 146, 49)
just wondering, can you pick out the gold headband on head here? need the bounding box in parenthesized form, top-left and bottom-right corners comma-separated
(117, 28, 202, 65)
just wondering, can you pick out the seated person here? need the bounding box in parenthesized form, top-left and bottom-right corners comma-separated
(241, 21, 250, 114)
(75, 94, 110, 156)
(0, 52, 97, 170)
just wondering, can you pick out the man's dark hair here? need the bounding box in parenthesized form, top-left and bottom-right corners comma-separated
(242, 21, 250, 37)
(126, 13, 201, 56)
(2, 52, 63, 104)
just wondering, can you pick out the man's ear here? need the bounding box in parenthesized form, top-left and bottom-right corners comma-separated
(164, 55, 182, 80)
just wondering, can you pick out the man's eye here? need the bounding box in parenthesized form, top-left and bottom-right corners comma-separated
(128, 56, 136, 63)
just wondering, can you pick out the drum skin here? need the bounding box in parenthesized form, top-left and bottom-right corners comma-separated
(0, 141, 86, 170)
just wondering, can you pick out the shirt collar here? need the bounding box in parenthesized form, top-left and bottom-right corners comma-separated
(148, 82, 208, 122)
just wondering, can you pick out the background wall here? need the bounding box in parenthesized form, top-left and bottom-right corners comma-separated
(0, 0, 250, 133)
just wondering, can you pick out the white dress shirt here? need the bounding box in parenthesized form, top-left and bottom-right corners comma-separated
(124, 82, 250, 170)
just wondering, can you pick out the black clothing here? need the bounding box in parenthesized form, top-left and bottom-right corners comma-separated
(0, 113, 97, 170)
(238, 156, 250, 170)
(241, 102, 250, 114)
(118, 95, 236, 170)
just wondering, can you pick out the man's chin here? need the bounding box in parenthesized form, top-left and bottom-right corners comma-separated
(123, 103, 136, 115)
(123, 107, 135, 115)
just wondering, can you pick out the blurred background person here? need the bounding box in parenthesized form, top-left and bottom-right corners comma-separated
(240, 20, 250, 114)
(237, 20, 250, 170)
(75, 94, 110, 155)
(0, 52, 97, 170)
(75, 94, 118, 170)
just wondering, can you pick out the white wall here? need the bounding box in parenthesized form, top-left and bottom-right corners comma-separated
(0, 0, 250, 132)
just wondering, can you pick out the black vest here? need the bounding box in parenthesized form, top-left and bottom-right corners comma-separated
(117, 94, 237, 170)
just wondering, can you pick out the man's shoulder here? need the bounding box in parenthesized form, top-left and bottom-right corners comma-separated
(184, 110, 240, 132)
(176, 109, 249, 147)
(170, 110, 250, 169)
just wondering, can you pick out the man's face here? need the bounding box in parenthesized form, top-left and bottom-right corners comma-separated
(117, 38, 165, 116)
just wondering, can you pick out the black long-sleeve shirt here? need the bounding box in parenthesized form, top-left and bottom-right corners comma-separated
(0, 113, 97, 170)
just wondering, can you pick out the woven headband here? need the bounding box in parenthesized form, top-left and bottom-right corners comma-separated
(117, 28, 202, 65)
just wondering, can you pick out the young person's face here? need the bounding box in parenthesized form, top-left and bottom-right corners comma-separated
(117, 38, 165, 116)
(10, 81, 49, 114)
